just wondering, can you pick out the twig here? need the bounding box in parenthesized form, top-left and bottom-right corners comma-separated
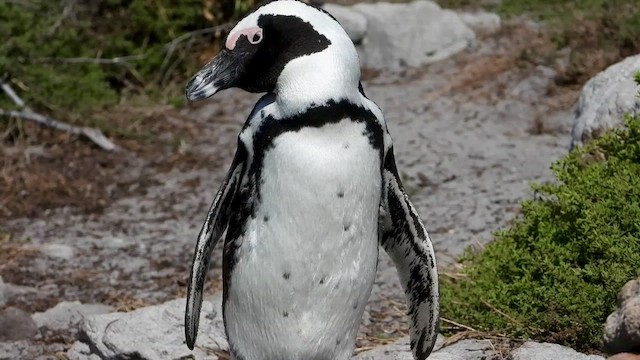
(441, 317, 478, 332)
(0, 110, 117, 151)
(160, 23, 233, 80)
(0, 81, 26, 108)
(47, 0, 78, 36)
(32, 55, 145, 65)
(163, 23, 234, 52)
(481, 300, 523, 326)
(0, 81, 117, 151)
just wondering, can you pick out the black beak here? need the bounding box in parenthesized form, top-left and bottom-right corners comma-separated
(185, 49, 242, 102)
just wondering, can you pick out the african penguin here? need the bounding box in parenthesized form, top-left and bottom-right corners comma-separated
(184, 1, 439, 359)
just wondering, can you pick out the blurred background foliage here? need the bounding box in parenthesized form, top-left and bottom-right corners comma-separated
(0, 0, 639, 141)
(0, 0, 257, 127)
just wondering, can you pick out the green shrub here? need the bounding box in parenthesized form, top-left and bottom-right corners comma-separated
(440, 113, 640, 351)
(0, 0, 257, 126)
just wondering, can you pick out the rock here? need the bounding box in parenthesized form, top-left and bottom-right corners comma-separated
(32, 301, 113, 331)
(0, 307, 38, 341)
(39, 243, 75, 260)
(608, 354, 640, 360)
(619, 278, 640, 305)
(458, 11, 501, 34)
(605, 278, 640, 354)
(352, 1, 475, 69)
(0, 279, 7, 308)
(0, 276, 36, 307)
(508, 342, 605, 360)
(354, 335, 444, 359)
(0, 340, 44, 360)
(322, 3, 368, 44)
(510, 65, 557, 102)
(432, 339, 497, 359)
(570, 54, 640, 149)
(67, 296, 227, 360)
(66, 342, 102, 360)
(354, 337, 497, 360)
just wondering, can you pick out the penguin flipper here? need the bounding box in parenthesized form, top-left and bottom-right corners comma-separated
(379, 147, 439, 360)
(185, 146, 246, 350)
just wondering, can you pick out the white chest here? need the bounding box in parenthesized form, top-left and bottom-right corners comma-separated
(224, 119, 382, 360)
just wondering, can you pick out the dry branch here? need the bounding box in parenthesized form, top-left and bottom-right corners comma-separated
(0, 80, 117, 151)
(32, 55, 145, 65)
(441, 317, 478, 332)
(160, 22, 234, 80)
(163, 23, 234, 53)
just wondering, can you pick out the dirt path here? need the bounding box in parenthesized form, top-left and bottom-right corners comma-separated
(2, 21, 578, 355)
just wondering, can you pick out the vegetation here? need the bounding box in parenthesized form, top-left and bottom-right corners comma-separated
(440, 75, 640, 351)
(1, 0, 638, 141)
(0, 0, 256, 137)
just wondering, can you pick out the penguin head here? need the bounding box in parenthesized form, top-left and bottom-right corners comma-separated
(185, 0, 360, 112)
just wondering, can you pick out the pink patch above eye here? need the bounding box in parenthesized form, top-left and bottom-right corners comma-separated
(226, 27, 263, 50)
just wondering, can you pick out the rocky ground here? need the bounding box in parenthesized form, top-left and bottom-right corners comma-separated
(0, 2, 599, 359)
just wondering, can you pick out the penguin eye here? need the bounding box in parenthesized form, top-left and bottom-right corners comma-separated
(249, 29, 263, 45)
(226, 27, 262, 50)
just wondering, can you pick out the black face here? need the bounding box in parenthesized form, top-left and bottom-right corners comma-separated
(185, 13, 331, 101)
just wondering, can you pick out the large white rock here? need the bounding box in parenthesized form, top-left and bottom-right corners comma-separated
(458, 11, 501, 34)
(39, 243, 75, 260)
(570, 54, 640, 149)
(352, 1, 475, 69)
(604, 277, 640, 354)
(508, 342, 605, 360)
(322, 3, 368, 44)
(32, 301, 112, 331)
(67, 296, 227, 360)
(431, 339, 497, 360)
(353, 335, 444, 359)
(353, 336, 499, 360)
(0, 276, 36, 308)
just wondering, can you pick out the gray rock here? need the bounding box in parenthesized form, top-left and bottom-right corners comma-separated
(67, 296, 227, 360)
(39, 243, 75, 260)
(619, 277, 640, 305)
(608, 354, 640, 360)
(458, 11, 501, 34)
(604, 277, 640, 354)
(353, 335, 445, 359)
(66, 342, 102, 360)
(508, 342, 605, 360)
(0, 277, 36, 307)
(510, 65, 557, 102)
(570, 54, 640, 149)
(352, 1, 475, 69)
(32, 301, 113, 331)
(0, 340, 42, 360)
(433, 339, 497, 359)
(323, 3, 368, 44)
(0, 279, 6, 308)
(0, 307, 38, 341)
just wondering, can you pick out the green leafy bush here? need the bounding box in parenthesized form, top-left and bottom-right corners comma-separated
(441, 110, 640, 350)
(0, 0, 256, 124)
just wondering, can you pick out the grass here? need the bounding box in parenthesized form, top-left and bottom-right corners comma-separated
(440, 76, 640, 352)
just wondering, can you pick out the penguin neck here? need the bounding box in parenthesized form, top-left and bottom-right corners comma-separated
(274, 48, 361, 118)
